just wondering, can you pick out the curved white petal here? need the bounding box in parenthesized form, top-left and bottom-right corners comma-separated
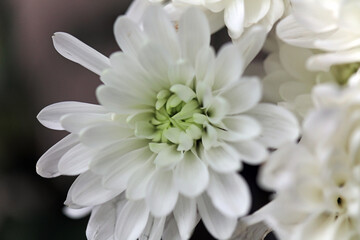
(37, 101, 106, 130)
(162, 216, 182, 240)
(231, 140, 268, 165)
(60, 113, 111, 133)
(221, 77, 262, 114)
(220, 115, 262, 141)
(224, 0, 245, 39)
(179, 7, 210, 65)
(203, 144, 242, 173)
(65, 171, 120, 208)
(174, 196, 198, 239)
(174, 152, 209, 197)
(243, 0, 271, 28)
(53, 32, 110, 75)
(246, 103, 300, 148)
(197, 193, 237, 239)
(115, 200, 150, 240)
(207, 171, 251, 218)
(146, 170, 179, 217)
(58, 143, 94, 175)
(36, 134, 79, 178)
(86, 202, 116, 240)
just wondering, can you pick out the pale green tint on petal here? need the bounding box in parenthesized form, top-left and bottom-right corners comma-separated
(163, 127, 181, 144)
(172, 100, 201, 120)
(115, 200, 150, 240)
(177, 132, 194, 151)
(174, 151, 209, 197)
(197, 193, 237, 239)
(135, 121, 157, 139)
(207, 96, 229, 124)
(146, 170, 179, 217)
(186, 124, 202, 140)
(154, 145, 183, 168)
(170, 84, 196, 103)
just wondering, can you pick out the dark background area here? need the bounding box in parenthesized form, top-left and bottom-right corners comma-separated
(0, 0, 275, 239)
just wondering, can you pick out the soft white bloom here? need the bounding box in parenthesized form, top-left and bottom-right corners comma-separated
(142, 0, 286, 39)
(36, 5, 299, 239)
(251, 82, 360, 239)
(262, 41, 360, 120)
(277, 0, 360, 71)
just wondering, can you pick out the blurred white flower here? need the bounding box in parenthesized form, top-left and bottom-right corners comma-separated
(262, 41, 360, 120)
(36, 5, 299, 240)
(142, 0, 286, 39)
(277, 0, 360, 71)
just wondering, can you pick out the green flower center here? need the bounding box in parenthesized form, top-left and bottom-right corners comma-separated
(135, 84, 206, 152)
(331, 62, 360, 85)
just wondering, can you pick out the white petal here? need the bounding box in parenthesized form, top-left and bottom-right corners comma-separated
(162, 216, 182, 240)
(140, 217, 167, 240)
(213, 43, 244, 90)
(195, 46, 216, 87)
(58, 143, 94, 175)
(60, 113, 111, 134)
(246, 103, 300, 148)
(113, 16, 147, 57)
(231, 140, 268, 165)
(170, 84, 196, 103)
(126, 159, 156, 200)
(125, 0, 152, 25)
(174, 152, 209, 197)
(37, 101, 106, 130)
(143, 6, 180, 60)
(96, 85, 153, 114)
(90, 138, 148, 175)
(168, 60, 195, 86)
(154, 145, 183, 168)
(234, 25, 267, 67)
(174, 196, 197, 239)
(179, 8, 210, 65)
(102, 147, 153, 190)
(221, 77, 262, 114)
(63, 206, 91, 219)
(207, 171, 251, 218)
(220, 115, 262, 141)
(86, 202, 115, 240)
(243, 0, 271, 28)
(146, 170, 179, 217)
(36, 134, 79, 178)
(80, 123, 134, 149)
(65, 171, 120, 208)
(115, 200, 150, 240)
(224, 0, 245, 39)
(203, 145, 242, 173)
(197, 193, 237, 239)
(53, 32, 110, 75)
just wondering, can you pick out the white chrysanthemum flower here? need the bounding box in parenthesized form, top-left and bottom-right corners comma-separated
(254, 107, 360, 240)
(144, 0, 286, 39)
(36, 5, 299, 239)
(277, 0, 360, 72)
(262, 41, 360, 120)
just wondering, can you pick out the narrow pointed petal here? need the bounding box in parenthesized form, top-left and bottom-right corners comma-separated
(53, 32, 110, 75)
(86, 202, 116, 240)
(36, 134, 79, 178)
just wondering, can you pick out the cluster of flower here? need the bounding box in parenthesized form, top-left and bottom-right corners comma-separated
(36, 0, 360, 239)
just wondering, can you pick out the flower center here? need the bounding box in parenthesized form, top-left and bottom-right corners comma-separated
(135, 84, 206, 152)
(330, 62, 360, 85)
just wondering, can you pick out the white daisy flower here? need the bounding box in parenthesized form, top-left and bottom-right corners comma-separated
(140, 0, 286, 39)
(36, 5, 299, 239)
(262, 41, 360, 120)
(255, 107, 360, 240)
(277, 0, 360, 72)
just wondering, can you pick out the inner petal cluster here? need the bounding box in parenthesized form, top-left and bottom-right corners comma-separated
(135, 84, 205, 152)
(330, 62, 360, 85)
